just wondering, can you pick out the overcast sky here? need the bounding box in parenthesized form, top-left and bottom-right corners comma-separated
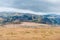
(0, 0, 60, 14)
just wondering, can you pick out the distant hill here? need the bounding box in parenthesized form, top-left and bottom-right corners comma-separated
(0, 12, 60, 25)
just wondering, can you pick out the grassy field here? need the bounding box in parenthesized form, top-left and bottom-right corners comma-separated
(0, 27, 60, 40)
(0, 22, 59, 40)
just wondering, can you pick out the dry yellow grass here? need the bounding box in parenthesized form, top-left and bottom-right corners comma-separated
(0, 27, 60, 40)
(0, 22, 59, 40)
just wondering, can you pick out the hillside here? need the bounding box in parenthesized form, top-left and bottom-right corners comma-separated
(0, 12, 60, 26)
(1, 22, 52, 28)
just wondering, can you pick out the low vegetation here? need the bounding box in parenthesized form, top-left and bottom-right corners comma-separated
(0, 27, 59, 40)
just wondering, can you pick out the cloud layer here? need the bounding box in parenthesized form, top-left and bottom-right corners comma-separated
(0, 0, 60, 13)
(0, 7, 60, 15)
(0, 7, 48, 15)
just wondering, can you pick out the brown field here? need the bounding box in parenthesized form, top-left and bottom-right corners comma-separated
(0, 22, 60, 40)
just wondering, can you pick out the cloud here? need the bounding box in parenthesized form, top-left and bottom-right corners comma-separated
(0, 7, 60, 15)
(0, 0, 60, 13)
(0, 7, 48, 15)
(0, 0, 49, 13)
(0, 0, 14, 7)
(45, 0, 60, 3)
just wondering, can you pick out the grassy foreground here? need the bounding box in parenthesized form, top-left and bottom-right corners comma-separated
(0, 27, 60, 40)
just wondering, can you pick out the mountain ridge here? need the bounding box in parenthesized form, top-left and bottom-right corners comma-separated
(0, 12, 60, 26)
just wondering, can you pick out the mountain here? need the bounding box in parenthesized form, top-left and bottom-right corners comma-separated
(41, 14, 60, 25)
(0, 12, 60, 25)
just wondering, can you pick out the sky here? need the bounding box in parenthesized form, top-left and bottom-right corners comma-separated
(0, 0, 60, 15)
